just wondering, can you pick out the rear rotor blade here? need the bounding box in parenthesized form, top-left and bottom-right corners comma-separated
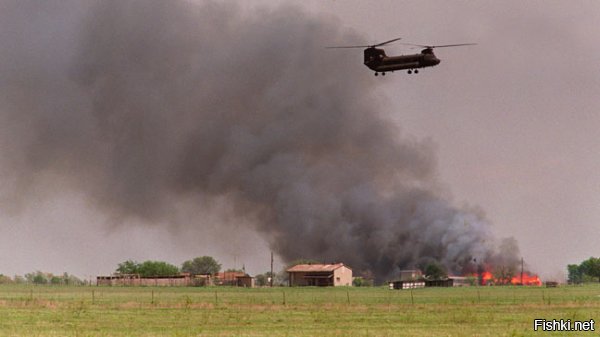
(430, 43, 477, 48)
(399, 42, 477, 49)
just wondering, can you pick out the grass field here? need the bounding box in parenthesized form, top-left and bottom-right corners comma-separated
(0, 284, 599, 336)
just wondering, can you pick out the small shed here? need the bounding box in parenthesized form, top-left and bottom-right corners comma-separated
(287, 263, 352, 287)
(236, 275, 255, 288)
(448, 276, 472, 287)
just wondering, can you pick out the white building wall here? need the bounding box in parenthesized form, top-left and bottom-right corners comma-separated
(333, 266, 353, 286)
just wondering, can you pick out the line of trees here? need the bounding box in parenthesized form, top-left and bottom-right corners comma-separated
(116, 260, 180, 277)
(568, 257, 600, 284)
(0, 256, 276, 286)
(115, 256, 223, 277)
(0, 272, 84, 285)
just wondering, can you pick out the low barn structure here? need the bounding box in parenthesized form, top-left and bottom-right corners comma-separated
(448, 276, 471, 287)
(97, 272, 253, 287)
(425, 279, 454, 287)
(390, 279, 454, 289)
(390, 280, 426, 290)
(97, 273, 193, 287)
(390, 275, 467, 290)
(287, 263, 352, 287)
(390, 270, 459, 289)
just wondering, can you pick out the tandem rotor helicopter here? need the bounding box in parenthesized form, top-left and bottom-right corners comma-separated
(327, 37, 476, 76)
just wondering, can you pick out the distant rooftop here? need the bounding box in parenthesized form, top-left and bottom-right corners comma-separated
(286, 263, 350, 273)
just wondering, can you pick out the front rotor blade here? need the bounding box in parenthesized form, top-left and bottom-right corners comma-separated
(325, 45, 371, 49)
(398, 43, 477, 49)
(372, 37, 402, 47)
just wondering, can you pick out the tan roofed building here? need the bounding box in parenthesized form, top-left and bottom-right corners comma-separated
(286, 263, 352, 287)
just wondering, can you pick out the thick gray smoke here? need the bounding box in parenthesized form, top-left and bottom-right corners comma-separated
(0, 0, 514, 281)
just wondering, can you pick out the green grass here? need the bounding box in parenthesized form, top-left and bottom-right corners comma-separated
(0, 284, 599, 336)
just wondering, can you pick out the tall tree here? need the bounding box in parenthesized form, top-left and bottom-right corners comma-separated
(32, 271, 48, 285)
(116, 260, 179, 277)
(579, 257, 600, 283)
(137, 261, 180, 277)
(181, 256, 221, 275)
(116, 260, 140, 275)
(423, 262, 447, 280)
(567, 264, 583, 284)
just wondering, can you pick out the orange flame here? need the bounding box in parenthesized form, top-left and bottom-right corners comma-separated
(511, 273, 541, 286)
(481, 271, 493, 285)
(470, 271, 541, 286)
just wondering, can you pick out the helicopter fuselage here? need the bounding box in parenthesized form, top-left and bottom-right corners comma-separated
(363, 47, 440, 73)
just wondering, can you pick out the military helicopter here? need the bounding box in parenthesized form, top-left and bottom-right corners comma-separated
(327, 37, 476, 76)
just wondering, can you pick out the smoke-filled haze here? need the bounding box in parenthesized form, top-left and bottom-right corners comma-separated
(1, 0, 597, 281)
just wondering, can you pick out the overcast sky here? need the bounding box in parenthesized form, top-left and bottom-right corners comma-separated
(299, 0, 600, 279)
(0, 1, 598, 281)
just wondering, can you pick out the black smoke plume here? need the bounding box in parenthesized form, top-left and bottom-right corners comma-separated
(0, 0, 514, 281)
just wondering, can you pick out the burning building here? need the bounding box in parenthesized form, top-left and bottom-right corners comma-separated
(476, 271, 541, 286)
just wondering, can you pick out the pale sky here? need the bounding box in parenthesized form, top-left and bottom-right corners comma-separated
(1, 1, 598, 281)
(298, 0, 600, 280)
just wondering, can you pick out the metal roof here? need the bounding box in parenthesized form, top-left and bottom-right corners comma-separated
(286, 263, 349, 273)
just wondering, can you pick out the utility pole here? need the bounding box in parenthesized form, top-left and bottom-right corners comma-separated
(520, 257, 524, 286)
(270, 251, 274, 287)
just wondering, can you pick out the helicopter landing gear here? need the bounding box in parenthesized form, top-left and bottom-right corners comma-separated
(414, 69, 419, 74)
(381, 72, 386, 76)
(374, 72, 378, 76)
(407, 69, 419, 74)
(407, 70, 412, 74)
